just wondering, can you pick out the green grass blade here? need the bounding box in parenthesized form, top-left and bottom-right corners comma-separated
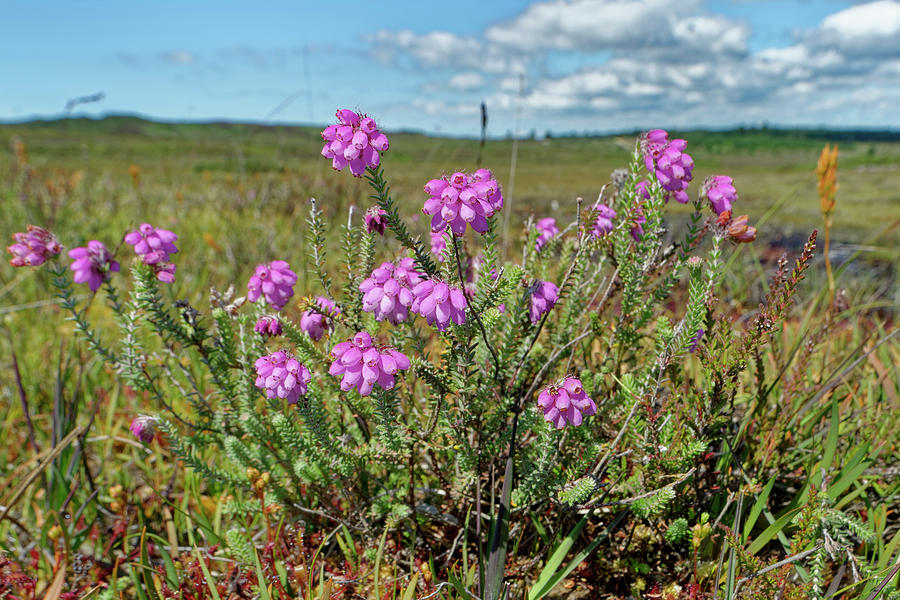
(139, 528, 164, 600)
(529, 511, 626, 600)
(252, 546, 273, 600)
(743, 477, 775, 543)
(747, 507, 802, 556)
(528, 514, 589, 600)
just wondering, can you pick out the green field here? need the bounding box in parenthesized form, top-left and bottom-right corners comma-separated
(3, 116, 897, 317)
(1, 116, 898, 597)
(4, 116, 900, 241)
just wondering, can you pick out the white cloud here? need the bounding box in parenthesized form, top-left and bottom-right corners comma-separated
(411, 98, 481, 117)
(448, 72, 485, 91)
(484, 0, 680, 51)
(360, 0, 900, 132)
(809, 0, 900, 56)
(365, 29, 526, 73)
(821, 0, 900, 38)
(671, 16, 749, 55)
(366, 0, 750, 72)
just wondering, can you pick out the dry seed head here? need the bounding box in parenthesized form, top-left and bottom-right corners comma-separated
(816, 143, 838, 215)
(129, 163, 141, 187)
(12, 138, 27, 165)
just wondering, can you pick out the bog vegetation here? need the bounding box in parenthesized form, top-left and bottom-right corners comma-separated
(0, 114, 898, 600)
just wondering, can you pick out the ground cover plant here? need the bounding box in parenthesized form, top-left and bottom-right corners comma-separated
(1, 112, 898, 599)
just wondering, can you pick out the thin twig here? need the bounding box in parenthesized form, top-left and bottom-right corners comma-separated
(862, 560, 900, 600)
(508, 198, 588, 395)
(590, 468, 696, 508)
(451, 235, 502, 384)
(732, 543, 823, 597)
(0, 295, 91, 316)
(592, 397, 642, 478)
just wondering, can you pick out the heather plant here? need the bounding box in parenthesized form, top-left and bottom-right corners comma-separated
(4, 111, 898, 599)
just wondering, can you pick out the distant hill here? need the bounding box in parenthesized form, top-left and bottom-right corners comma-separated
(4, 113, 900, 143)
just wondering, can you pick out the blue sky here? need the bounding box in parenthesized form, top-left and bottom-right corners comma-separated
(3, 0, 899, 135)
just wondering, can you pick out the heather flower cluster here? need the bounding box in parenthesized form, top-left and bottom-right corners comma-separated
(411, 278, 467, 331)
(320, 109, 389, 177)
(300, 296, 340, 340)
(255, 316, 282, 338)
(364, 207, 388, 235)
(591, 204, 617, 239)
(535, 217, 559, 251)
(642, 129, 694, 204)
(254, 351, 312, 404)
(537, 377, 597, 429)
(124, 223, 178, 283)
(726, 213, 758, 243)
(529, 280, 559, 324)
(328, 331, 411, 396)
(7, 225, 62, 267)
(247, 261, 297, 311)
(423, 169, 503, 236)
(130, 415, 157, 444)
(69, 241, 120, 292)
(360, 258, 423, 323)
(702, 175, 738, 216)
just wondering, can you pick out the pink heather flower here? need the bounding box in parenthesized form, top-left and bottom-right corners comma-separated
(641, 129, 694, 204)
(537, 377, 597, 429)
(635, 180, 651, 200)
(360, 258, 424, 324)
(702, 175, 738, 216)
(254, 351, 312, 404)
(590, 204, 617, 239)
(472, 168, 504, 212)
(320, 109, 389, 177)
(125, 224, 179, 283)
(254, 316, 282, 337)
(152, 262, 176, 284)
(535, 217, 559, 251)
(247, 260, 297, 311)
(643, 128, 669, 150)
(629, 181, 651, 241)
(130, 415, 157, 443)
(328, 331, 411, 396)
(68, 241, 120, 292)
(422, 169, 503, 236)
(364, 206, 388, 235)
(529, 280, 559, 324)
(7, 225, 62, 267)
(300, 296, 340, 341)
(430, 231, 447, 261)
(124, 223, 178, 258)
(410, 278, 467, 331)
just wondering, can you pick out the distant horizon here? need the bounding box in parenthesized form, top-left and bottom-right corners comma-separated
(6, 110, 900, 142)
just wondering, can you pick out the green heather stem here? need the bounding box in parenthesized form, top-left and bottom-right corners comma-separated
(365, 165, 438, 277)
(48, 260, 118, 365)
